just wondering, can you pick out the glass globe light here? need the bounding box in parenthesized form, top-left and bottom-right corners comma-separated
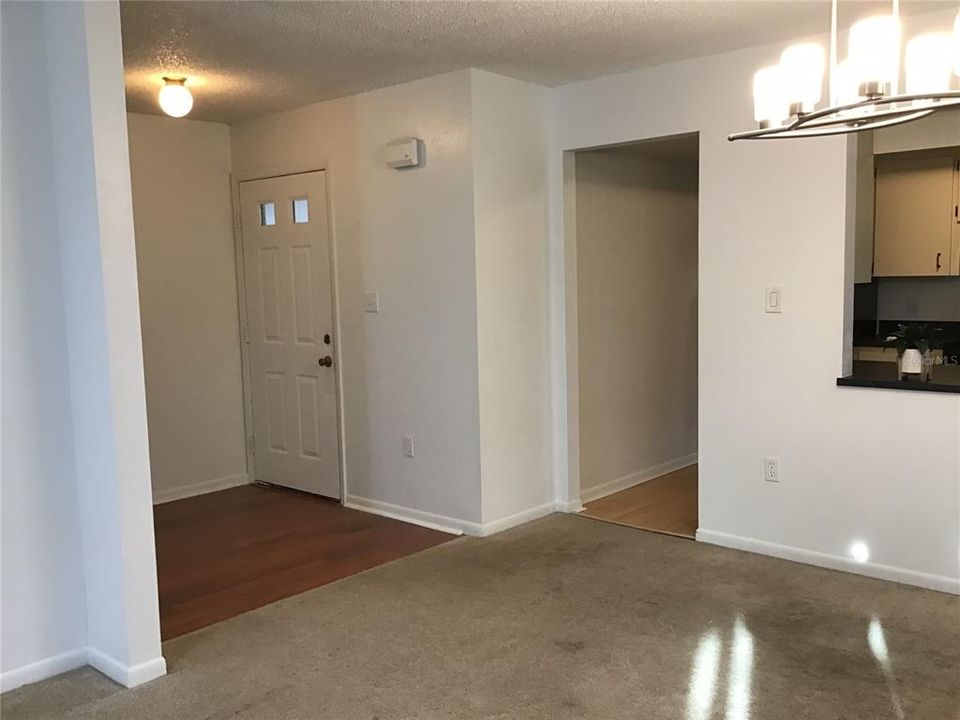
(158, 77, 193, 118)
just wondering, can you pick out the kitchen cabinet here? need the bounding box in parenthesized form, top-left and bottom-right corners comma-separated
(873, 150, 959, 278)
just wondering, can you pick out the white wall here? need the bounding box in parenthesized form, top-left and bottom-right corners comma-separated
(575, 148, 698, 500)
(874, 110, 960, 155)
(126, 113, 248, 503)
(1, 0, 165, 691)
(44, 0, 165, 685)
(231, 69, 558, 533)
(550, 11, 960, 592)
(231, 70, 484, 531)
(1, 0, 89, 687)
(471, 70, 554, 527)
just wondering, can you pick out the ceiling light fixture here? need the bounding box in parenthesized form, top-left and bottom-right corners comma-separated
(158, 76, 193, 118)
(729, 1, 960, 140)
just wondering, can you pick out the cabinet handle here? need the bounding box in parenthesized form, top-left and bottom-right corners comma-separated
(936, 252, 942, 271)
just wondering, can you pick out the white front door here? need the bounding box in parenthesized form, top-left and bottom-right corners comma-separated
(239, 171, 340, 498)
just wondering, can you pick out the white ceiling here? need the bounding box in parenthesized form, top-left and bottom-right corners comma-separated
(120, 1, 950, 124)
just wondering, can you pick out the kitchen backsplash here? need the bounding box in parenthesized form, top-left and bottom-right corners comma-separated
(876, 278, 960, 322)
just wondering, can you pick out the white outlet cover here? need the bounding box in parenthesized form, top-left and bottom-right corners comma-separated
(402, 435, 415, 458)
(363, 292, 380, 313)
(763, 456, 779, 482)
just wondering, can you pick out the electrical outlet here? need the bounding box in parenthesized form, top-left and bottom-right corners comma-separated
(764, 456, 779, 483)
(402, 435, 415, 458)
(363, 292, 380, 313)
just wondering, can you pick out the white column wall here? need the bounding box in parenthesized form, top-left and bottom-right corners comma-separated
(43, 1, 164, 685)
(0, 1, 89, 689)
(471, 70, 554, 529)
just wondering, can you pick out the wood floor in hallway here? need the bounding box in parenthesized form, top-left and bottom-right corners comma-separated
(153, 484, 454, 639)
(580, 464, 698, 538)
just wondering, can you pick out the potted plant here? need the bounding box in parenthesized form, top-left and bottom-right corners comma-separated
(884, 323, 940, 382)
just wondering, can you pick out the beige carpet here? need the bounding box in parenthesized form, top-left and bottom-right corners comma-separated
(4, 515, 959, 720)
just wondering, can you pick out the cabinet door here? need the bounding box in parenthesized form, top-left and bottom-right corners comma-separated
(873, 154, 954, 277)
(952, 158, 960, 275)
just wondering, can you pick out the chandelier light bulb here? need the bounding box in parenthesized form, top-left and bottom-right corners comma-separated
(848, 15, 902, 95)
(780, 43, 825, 113)
(834, 59, 863, 107)
(906, 33, 954, 95)
(158, 77, 193, 118)
(753, 65, 785, 126)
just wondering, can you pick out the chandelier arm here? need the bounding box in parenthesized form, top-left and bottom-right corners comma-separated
(788, 92, 960, 128)
(728, 109, 937, 141)
(797, 99, 960, 130)
(730, 92, 960, 140)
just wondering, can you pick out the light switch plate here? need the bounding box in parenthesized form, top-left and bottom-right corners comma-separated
(363, 292, 380, 313)
(765, 286, 782, 314)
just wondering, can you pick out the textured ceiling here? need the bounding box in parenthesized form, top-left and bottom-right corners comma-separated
(120, 1, 950, 124)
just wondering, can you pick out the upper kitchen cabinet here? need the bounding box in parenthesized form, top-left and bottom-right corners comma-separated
(873, 150, 959, 278)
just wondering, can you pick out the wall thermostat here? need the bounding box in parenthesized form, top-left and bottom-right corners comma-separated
(385, 137, 422, 169)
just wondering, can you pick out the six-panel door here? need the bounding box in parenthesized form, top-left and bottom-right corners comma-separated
(239, 171, 340, 498)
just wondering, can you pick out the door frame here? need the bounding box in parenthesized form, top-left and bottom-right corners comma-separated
(230, 161, 347, 500)
(557, 135, 701, 524)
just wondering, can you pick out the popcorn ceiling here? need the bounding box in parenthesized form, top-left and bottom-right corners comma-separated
(120, 0, 945, 125)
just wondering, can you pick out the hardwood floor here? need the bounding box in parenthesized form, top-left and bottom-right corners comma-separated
(580, 464, 698, 538)
(153, 484, 454, 639)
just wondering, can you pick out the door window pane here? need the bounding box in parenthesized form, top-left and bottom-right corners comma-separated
(260, 202, 276, 226)
(292, 197, 309, 224)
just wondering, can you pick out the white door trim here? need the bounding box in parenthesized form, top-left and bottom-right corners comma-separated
(553, 139, 700, 518)
(230, 161, 347, 500)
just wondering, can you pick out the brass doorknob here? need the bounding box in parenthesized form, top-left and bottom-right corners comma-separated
(318, 356, 333, 367)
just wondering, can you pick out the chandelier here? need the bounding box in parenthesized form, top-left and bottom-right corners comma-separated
(728, 0, 960, 140)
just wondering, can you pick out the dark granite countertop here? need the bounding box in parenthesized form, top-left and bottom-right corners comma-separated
(845, 320, 960, 393)
(838, 358, 960, 394)
(837, 376, 960, 394)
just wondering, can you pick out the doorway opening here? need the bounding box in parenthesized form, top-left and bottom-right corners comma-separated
(567, 133, 700, 539)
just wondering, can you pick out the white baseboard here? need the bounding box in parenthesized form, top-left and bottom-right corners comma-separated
(479, 501, 557, 536)
(344, 495, 570, 538)
(554, 499, 586, 513)
(86, 648, 166, 688)
(697, 529, 960, 596)
(0, 648, 87, 693)
(580, 453, 697, 504)
(152, 473, 250, 505)
(343, 494, 474, 536)
(2, 648, 166, 694)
